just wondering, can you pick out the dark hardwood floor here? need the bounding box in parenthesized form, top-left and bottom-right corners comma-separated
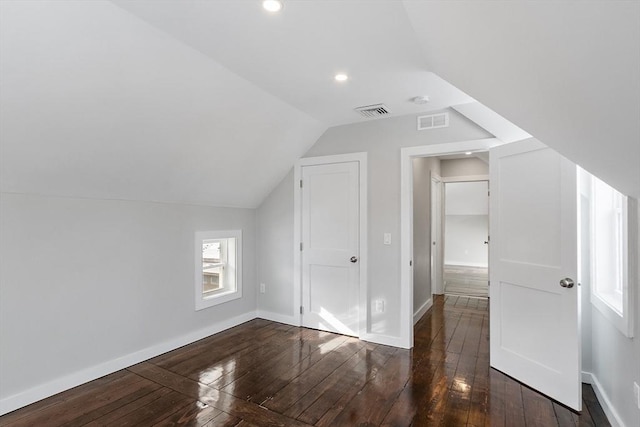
(0, 295, 610, 426)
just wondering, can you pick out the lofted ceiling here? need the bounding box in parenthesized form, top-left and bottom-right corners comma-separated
(1, 1, 638, 207)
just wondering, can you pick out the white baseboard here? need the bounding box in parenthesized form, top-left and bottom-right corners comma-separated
(581, 371, 626, 427)
(413, 298, 433, 325)
(256, 310, 299, 326)
(360, 332, 410, 349)
(0, 311, 256, 416)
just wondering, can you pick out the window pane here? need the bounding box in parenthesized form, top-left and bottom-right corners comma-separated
(202, 240, 221, 261)
(203, 265, 222, 293)
(591, 176, 624, 314)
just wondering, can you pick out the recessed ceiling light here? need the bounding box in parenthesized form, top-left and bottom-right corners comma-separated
(465, 152, 472, 155)
(262, 0, 283, 13)
(334, 73, 348, 82)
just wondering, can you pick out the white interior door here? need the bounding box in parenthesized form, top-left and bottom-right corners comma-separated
(490, 139, 580, 410)
(301, 161, 360, 336)
(431, 175, 443, 294)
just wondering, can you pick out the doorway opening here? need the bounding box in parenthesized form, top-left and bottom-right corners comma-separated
(400, 138, 501, 348)
(411, 150, 490, 323)
(442, 179, 489, 298)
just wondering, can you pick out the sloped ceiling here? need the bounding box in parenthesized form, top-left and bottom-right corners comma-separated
(405, 1, 640, 198)
(0, 0, 327, 208)
(1, 1, 638, 207)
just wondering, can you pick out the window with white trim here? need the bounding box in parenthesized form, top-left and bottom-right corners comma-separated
(580, 170, 633, 337)
(195, 230, 242, 310)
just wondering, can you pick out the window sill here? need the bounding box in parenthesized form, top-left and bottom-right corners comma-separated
(591, 292, 633, 338)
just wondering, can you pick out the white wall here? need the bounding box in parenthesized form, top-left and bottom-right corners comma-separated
(256, 109, 492, 340)
(256, 170, 296, 321)
(0, 193, 257, 412)
(440, 157, 488, 178)
(412, 157, 440, 317)
(579, 179, 640, 427)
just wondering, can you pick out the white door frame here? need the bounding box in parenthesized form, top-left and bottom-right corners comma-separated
(294, 152, 368, 337)
(400, 138, 501, 348)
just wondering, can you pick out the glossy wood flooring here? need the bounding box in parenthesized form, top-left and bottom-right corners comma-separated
(0, 295, 609, 426)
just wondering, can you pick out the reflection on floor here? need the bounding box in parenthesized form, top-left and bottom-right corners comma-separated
(0, 295, 609, 426)
(444, 264, 489, 297)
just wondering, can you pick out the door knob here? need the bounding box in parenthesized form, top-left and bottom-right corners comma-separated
(350, 256, 358, 263)
(559, 278, 575, 288)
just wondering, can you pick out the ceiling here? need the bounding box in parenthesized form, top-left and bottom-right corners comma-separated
(1, 1, 638, 207)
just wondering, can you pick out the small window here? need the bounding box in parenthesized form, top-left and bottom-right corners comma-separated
(195, 230, 242, 310)
(580, 170, 633, 337)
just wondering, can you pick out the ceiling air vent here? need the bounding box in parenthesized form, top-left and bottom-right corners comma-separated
(355, 103, 391, 118)
(417, 112, 449, 130)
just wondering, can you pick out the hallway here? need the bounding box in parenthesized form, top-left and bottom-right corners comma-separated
(0, 296, 608, 426)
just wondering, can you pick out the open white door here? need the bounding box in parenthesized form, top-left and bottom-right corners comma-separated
(490, 139, 580, 410)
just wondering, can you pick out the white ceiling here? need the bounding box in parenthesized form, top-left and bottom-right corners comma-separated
(112, 0, 475, 126)
(404, 1, 640, 198)
(1, 0, 638, 207)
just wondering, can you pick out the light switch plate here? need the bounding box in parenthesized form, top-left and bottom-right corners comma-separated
(383, 233, 391, 245)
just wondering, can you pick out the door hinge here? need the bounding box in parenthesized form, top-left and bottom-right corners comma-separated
(409, 260, 413, 267)
(300, 179, 303, 188)
(300, 306, 304, 314)
(300, 242, 303, 251)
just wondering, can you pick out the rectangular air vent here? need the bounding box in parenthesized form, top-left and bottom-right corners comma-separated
(355, 103, 391, 118)
(417, 112, 449, 130)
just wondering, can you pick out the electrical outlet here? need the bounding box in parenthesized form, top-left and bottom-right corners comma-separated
(634, 382, 640, 410)
(375, 299, 385, 313)
(383, 233, 391, 245)
(259, 283, 265, 294)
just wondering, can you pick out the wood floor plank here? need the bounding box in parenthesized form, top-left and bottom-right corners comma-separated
(128, 362, 313, 427)
(238, 333, 350, 405)
(319, 348, 411, 426)
(2, 372, 150, 427)
(151, 400, 221, 426)
(83, 387, 174, 426)
(205, 326, 313, 390)
(282, 342, 377, 420)
(299, 345, 396, 426)
(264, 337, 365, 413)
(553, 401, 581, 427)
(522, 384, 559, 427)
(503, 373, 526, 427)
(485, 368, 506, 427)
(0, 370, 131, 426)
(102, 390, 193, 426)
(582, 383, 611, 427)
(201, 411, 241, 427)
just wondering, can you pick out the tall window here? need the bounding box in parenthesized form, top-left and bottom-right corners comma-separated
(581, 170, 633, 337)
(195, 230, 242, 310)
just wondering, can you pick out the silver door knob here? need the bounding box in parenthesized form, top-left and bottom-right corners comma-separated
(350, 256, 358, 263)
(560, 278, 575, 288)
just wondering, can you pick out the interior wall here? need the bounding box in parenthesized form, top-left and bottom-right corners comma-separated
(256, 169, 295, 320)
(579, 180, 640, 427)
(412, 157, 440, 317)
(440, 157, 488, 177)
(0, 192, 257, 407)
(256, 108, 492, 339)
